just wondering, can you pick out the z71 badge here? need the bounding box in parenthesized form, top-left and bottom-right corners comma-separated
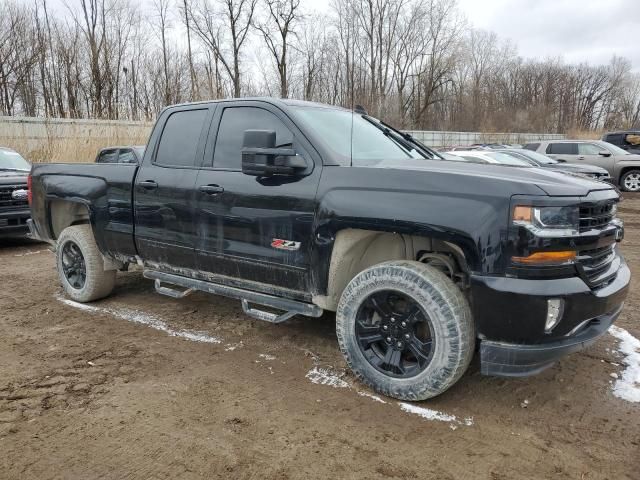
(271, 239, 301, 251)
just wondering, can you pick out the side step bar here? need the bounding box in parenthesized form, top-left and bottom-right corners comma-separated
(143, 269, 323, 323)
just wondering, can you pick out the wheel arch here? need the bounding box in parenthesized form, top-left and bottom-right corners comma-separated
(312, 227, 475, 311)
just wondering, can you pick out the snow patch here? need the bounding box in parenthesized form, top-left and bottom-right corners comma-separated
(224, 342, 243, 351)
(56, 294, 221, 344)
(305, 367, 350, 389)
(609, 325, 640, 403)
(398, 403, 474, 427)
(14, 249, 48, 257)
(357, 391, 387, 403)
(258, 354, 276, 361)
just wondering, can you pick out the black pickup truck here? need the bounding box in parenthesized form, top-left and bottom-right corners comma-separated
(28, 98, 629, 400)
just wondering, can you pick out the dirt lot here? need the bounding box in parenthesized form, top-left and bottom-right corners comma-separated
(1, 199, 639, 480)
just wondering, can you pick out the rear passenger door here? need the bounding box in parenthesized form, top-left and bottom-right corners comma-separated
(134, 105, 214, 270)
(546, 142, 578, 162)
(194, 101, 321, 293)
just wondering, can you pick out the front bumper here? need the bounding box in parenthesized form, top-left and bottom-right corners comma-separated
(472, 257, 630, 377)
(0, 209, 30, 237)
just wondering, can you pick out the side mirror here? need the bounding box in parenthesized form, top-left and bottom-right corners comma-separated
(598, 151, 612, 157)
(241, 130, 306, 176)
(556, 158, 567, 163)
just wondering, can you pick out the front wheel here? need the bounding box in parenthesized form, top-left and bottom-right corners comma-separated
(620, 170, 640, 192)
(56, 225, 116, 302)
(336, 261, 474, 401)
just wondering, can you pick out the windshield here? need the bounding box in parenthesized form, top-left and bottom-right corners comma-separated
(0, 149, 30, 170)
(603, 142, 630, 156)
(292, 107, 428, 165)
(507, 149, 557, 165)
(481, 151, 531, 166)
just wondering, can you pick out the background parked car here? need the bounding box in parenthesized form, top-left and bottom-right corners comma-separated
(0, 147, 30, 238)
(95, 146, 145, 164)
(602, 131, 640, 154)
(523, 139, 640, 191)
(496, 148, 612, 183)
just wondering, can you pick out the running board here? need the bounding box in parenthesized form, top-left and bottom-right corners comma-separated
(144, 269, 323, 323)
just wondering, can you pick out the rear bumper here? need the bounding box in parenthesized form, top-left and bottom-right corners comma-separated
(0, 209, 30, 237)
(472, 256, 630, 377)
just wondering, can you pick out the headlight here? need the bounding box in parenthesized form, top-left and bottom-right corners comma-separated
(513, 205, 579, 237)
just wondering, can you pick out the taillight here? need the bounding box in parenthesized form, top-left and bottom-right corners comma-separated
(27, 174, 32, 205)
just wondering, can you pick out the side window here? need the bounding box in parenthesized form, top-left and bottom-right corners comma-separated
(625, 133, 640, 147)
(578, 143, 604, 155)
(523, 143, 539, 151)
(155, 109, 208, 167)
(605, 134, 624, 146)
(118, 149, 136, 164)
(546, 143, 577, 155)
(212, 107, 293, 170)
(97, 149, 118, 163)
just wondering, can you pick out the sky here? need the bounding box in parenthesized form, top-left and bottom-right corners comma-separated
(455, 0, 639, 70)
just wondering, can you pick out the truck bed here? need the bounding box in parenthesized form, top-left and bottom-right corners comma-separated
(30, 162, 139, 261)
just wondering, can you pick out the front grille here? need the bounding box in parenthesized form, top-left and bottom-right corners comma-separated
(0, 184, 28, 209)
(578, 245, 616, 284)
(579, 201, 615, 232)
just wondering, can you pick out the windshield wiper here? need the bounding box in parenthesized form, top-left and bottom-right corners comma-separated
(360, 115, 423, 157)
(0, 167, 29, 172)
(376, 119, 442, 159)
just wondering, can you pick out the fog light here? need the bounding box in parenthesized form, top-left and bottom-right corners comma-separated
(545, 299, 564, 333)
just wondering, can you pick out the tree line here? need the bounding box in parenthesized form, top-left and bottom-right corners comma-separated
(1, 0, 639, 133)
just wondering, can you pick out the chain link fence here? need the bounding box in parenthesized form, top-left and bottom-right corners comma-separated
(404, 130, 566, 149)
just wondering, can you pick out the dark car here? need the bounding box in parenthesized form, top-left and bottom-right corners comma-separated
(602, 131, 640, 154)
(95, 146, 145, 164)
(0, 147, 31, 238)
(497, 149, 612, 182)
(28, 98, 628, 401)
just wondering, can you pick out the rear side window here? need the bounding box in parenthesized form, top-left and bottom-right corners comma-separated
(213, 107, 293, 170)
(118, 149, 136, 164)
(97, 149, 118, 163)
(155, 109, 208, 167)
(546, 143, 578, 155)
(523, 143, 539, 151)
(604, 134, 624, 146)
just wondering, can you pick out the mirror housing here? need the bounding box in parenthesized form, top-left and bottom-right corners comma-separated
(241, 130, 306, 176)
(598, 150, 612, 157)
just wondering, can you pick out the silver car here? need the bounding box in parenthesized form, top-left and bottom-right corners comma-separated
(524, 140, 640, 191)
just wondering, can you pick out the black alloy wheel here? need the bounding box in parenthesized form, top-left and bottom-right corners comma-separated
(60, 240, 87, 289)
(355, 290, 435, 378)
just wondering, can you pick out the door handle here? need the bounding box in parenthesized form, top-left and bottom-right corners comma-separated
(199, 184, 224, 195)
(577, 156, 585, 160)
(139, 180, 158, 190)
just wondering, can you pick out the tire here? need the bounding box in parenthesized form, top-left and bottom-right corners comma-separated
(620, 170, 640, 192)
(336, 260, 474, 401)
(56, 225, 116, 302)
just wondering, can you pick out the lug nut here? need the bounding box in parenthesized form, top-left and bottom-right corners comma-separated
(401, 321, 407, 328)
(390, 318, 395, 324)
(404, 333, 410, 340)
(382, 325, 388, 331)
(386, 337, 392, 343)
(396, 341, 403, 348)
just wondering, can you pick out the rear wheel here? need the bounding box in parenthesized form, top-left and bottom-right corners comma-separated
(620, 170, 640, 192)
(336, 261, 474, 400)
(56, 225, 116, 302)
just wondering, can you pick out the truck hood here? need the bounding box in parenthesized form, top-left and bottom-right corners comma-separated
(364, 158, 614, 197)
(0, 169, 29, 185)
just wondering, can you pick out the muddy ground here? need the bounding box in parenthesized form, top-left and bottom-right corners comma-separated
(1, 197, 639, 480)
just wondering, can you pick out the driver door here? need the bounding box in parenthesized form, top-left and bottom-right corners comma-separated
(577, 143, 615, 171)
(194, 102, 321, 293)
